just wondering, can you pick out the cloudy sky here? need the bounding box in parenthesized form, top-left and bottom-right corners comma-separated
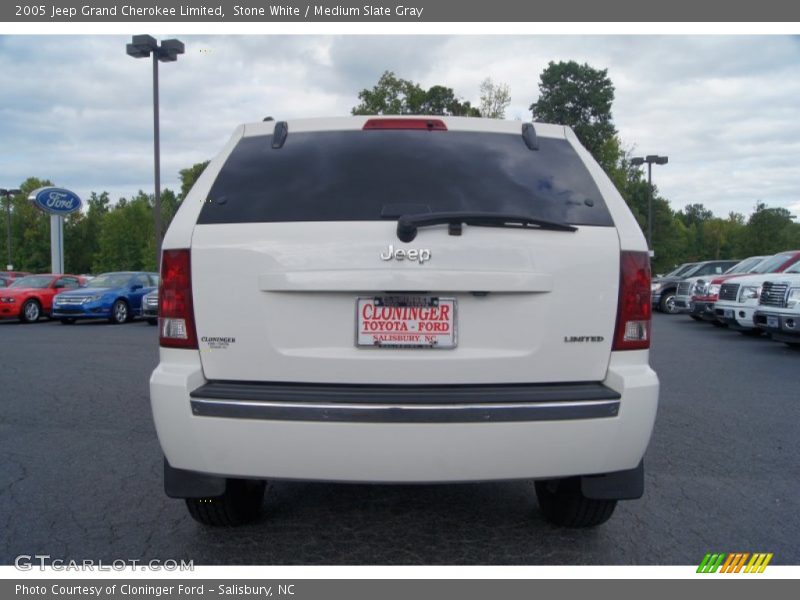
(1, 34, 799, 220)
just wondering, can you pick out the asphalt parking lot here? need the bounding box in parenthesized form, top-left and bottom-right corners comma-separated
(1, 313, 798, 565)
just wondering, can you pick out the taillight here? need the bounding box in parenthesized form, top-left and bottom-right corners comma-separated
(613, 251, 651, 351)
(159, 249, 198, 349)
(362, 118, 447, 131)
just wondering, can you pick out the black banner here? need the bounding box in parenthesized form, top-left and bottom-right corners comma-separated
(3, 0, 799, 22)
(4, 579, 797, 600)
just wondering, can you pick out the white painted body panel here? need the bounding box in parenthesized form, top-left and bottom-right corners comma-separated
(190, 223, 620, 384)
(151, 349, 658, 482)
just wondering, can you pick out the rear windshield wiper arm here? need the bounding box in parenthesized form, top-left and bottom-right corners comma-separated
(396, 211, 577, 242)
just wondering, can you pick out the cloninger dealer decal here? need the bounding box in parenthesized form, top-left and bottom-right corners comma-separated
(201, 336, 236, 350)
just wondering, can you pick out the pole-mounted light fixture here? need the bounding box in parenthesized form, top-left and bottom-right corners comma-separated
(0, 188, 22, 270)
(126, 35, 185, 266)
(630, 154, 668, 255)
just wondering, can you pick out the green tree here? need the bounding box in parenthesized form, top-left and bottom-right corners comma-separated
(422, 85, 481, 117)
(352, 71, 423, 115)
(675, 203, 713, 260)
(702, 217, 743, 260)
(179, 160, 210, 201)
(678, 203, 714, 228)
(738, 203, 799, 256)
(478, 78, 511, 119)
(160, 188, 180, 233)
(352, 71, 481, 116)
(65, 191, 109, 273)
(92, 191, 156, 273)
(529, 61, 619, 172)
(3, 178, 53, 272)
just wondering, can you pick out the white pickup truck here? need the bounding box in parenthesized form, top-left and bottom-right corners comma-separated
(714, 273, 779, 334)
(752, 266, 800, 346)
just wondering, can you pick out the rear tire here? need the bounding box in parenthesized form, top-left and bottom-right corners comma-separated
(109, 299, 129, 324)
(185, 479, 266, 526)
(20, 299, 42, 323)
(147, 318, 157, 326)
(535, 478, 617, 528)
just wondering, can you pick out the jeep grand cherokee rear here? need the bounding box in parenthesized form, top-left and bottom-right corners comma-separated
(150, 116, 659, 528)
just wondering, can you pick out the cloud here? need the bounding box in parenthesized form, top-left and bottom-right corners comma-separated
(0, 34, 798, 221)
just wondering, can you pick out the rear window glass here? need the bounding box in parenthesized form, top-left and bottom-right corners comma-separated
(197, 130, 613, 227)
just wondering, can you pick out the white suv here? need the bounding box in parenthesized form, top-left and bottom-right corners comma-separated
(150, 116, 659, 528)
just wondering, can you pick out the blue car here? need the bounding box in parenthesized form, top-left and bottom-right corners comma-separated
(52, 271, 159, 324)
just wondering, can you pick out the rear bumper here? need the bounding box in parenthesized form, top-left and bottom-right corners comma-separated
(189, 381, 621, 423)
(150, 350, 659, 483)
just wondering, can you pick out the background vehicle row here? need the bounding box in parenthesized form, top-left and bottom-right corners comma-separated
(714, 258, 800, 337)
(660, 250, 800, 349)
(651, 260, 737, 314)
(0, 271, 157, 324)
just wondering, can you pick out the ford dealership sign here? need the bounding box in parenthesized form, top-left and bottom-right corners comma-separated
(29, 187, 82, 215)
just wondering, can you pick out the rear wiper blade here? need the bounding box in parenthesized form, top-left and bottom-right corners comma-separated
(396, 211, 577, 242)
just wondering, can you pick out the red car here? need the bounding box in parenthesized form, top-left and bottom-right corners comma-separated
(690, 250, 800, 320)
(0, 274, 86, 323)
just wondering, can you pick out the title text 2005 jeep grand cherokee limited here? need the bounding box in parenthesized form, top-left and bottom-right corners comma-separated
(150, 116, 659, 528)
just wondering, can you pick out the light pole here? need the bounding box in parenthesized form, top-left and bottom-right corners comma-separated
(630, 155, 668, 255)
(0, 188, 22, 270)
(126, 35, 184, 265)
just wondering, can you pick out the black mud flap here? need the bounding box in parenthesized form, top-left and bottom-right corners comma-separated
(580, 461, 644, 500)
(164, 458, 227, 499)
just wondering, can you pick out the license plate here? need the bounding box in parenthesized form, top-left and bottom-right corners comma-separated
(356, 296, 457, 348)
(724, 308, 734, 318)
(767, 315, 779, 329)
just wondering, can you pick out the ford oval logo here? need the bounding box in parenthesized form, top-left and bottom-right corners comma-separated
(29, 187, 82, 215)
